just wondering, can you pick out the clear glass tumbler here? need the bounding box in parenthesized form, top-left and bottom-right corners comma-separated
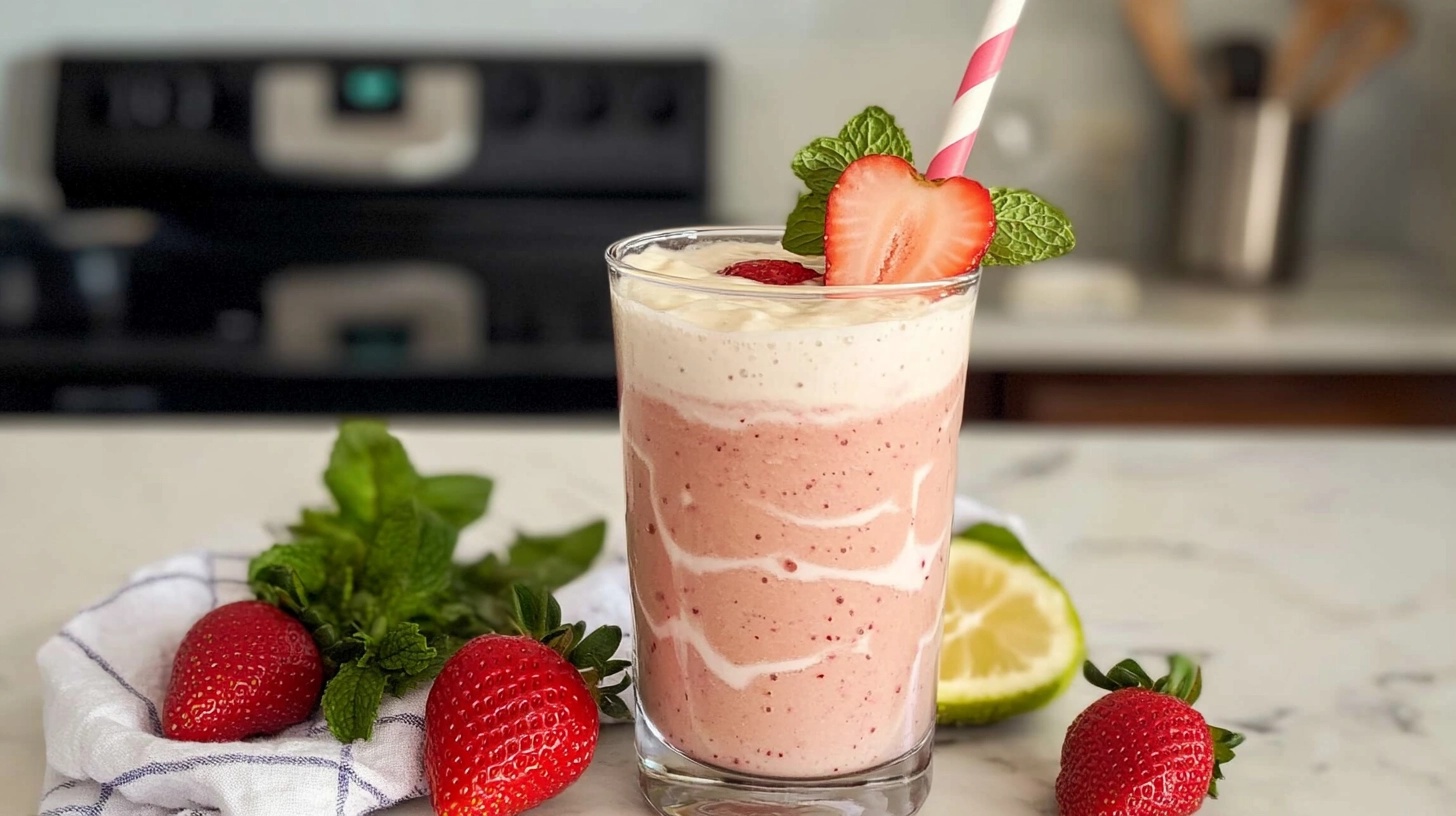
(607, 227, 978, 815)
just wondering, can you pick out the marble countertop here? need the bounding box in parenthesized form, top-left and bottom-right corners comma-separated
(969, 254, 1456, 371)
(2, 421, 1453, 815)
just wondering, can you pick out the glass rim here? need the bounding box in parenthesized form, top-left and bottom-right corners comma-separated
(605, 226, 980, 299)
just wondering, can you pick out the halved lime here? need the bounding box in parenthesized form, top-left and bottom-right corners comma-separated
(936, 523, 1083, 726)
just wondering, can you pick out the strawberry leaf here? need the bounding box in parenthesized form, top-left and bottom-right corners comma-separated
(511, 584, 551, 639)
(1207, 726, 1245, 798)
(599, 693, 632, 722)
(323, 661, 387, 742)
(572, 625, 623, 673)
(1107, 659, 1156, 690)
(1082, 660, 1120, 692)
(1163, 655, 1201, 704)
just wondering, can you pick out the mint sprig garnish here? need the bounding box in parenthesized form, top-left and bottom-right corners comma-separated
(249, 420, 611, 742)
(982, 188, 1077, 266)
(782, 105, 1077, 267)
(784, 106, 913, 255)
(783, 193, 830, 255)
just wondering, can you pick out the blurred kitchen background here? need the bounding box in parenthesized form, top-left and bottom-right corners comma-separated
(0, 0, 1452, 423)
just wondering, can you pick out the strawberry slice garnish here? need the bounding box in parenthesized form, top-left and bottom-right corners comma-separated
(824, 154, 995, 285)
(719, 259, 822, 285)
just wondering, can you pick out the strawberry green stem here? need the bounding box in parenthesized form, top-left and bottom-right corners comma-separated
(510, 584, 633, 721)
(1083, 655, 1244, 799)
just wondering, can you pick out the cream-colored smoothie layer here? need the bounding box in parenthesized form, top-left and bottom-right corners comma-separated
(612, 241, 976, 420)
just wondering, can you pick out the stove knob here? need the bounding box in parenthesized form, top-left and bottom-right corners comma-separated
(561, 75, 611, 126)
(489, 70, 542, 129)
(632, 78, 678, 127)
(109, 72, 173, 129)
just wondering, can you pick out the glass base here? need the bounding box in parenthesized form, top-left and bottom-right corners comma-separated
(635, 713, 934, 816)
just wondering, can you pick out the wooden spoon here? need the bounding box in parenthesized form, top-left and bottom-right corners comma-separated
(1269, 0, 1372, 100)
(1301, 3, 1411, 112)
(1120, 0, 1201, 109)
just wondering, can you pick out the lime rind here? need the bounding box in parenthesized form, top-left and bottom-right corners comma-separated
(936, 530, 1084, 726)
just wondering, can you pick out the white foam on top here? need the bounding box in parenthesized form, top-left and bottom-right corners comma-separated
(612, 241, 976, 415)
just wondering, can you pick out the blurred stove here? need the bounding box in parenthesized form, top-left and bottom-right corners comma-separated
(0, 52, 709, 413)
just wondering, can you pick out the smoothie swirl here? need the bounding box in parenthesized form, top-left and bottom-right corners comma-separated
(613, 239, 974, 777)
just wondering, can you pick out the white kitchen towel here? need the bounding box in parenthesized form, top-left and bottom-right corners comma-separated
(38, 496, 1026, 816)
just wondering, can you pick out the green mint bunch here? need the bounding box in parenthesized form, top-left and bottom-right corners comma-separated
(248, 420, 609, 742)
(782, 105, 1076, 266)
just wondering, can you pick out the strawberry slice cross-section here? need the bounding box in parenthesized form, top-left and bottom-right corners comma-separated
(824, 154, 996, 285)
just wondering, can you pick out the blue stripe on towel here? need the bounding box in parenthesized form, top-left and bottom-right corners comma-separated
(56, 632, 162, 734)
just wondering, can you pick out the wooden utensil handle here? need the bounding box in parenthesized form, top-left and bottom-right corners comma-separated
(1270, 0, 1370, 100)
(1302, 3, 1411, 112)
(1120, 0, 1200, 108)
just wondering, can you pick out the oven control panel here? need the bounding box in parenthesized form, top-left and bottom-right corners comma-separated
(53, 54, 708, 206)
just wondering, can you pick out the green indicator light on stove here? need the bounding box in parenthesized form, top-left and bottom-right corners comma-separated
(343, 66, 401, 110)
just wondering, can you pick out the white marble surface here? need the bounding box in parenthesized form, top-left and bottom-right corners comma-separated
(2, 421, 1453, 815)
(970, 254, 1456, 371)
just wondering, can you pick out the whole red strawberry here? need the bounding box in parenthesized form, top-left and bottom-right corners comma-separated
(163, 600, 323, 741)
(426, 586, 631, 816)
(1057, 656, 1244, 816)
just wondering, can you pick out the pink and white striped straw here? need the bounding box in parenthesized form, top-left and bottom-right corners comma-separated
(925, 0, 1028, 180)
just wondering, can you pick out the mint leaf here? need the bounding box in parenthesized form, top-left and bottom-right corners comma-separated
(249, 539, 330, 603)
(386, 653, 447, 696)
(503, 520, 607, 590)
(783, 193, 828, 256)
(292, 510, 368, 562)
(407, 509, 457, 602)
(375, 622, 436, 674)
(837, 105, 913, 165)
(325, 421, 419, 528)
(459, 522, 605, 597)
(782, 106, 912, 256)
(361, 501, 456, 621)
(791, 137, 859, 195)
(983, 188, 1077, 266)
(416, 474, 494, 529)
(322, 660, 387, 742)
(362, 501, 423, 598)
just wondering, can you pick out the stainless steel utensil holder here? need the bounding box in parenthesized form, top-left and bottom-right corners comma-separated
(1173, 101, 1314, 287)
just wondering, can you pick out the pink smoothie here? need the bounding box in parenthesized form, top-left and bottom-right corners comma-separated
(612, 239, 976, 779)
